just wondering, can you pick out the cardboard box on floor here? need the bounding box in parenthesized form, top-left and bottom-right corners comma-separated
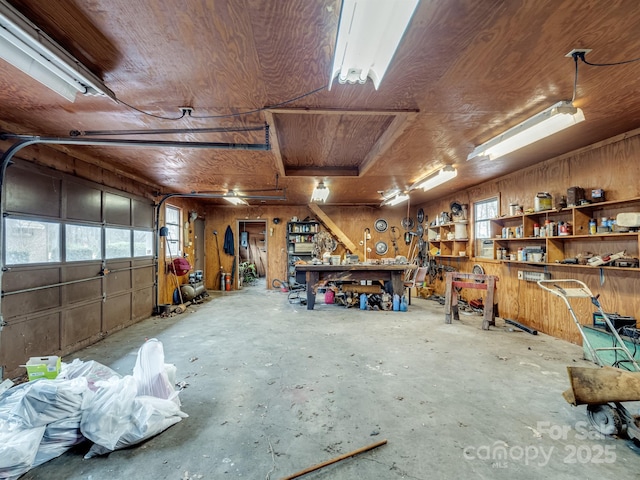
(26, 356, 61, 381)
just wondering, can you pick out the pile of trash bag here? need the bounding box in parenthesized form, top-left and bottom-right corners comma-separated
(0, 338, 187, 479)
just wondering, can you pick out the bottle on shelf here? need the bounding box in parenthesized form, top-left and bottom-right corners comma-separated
(589, 218, 596, 235)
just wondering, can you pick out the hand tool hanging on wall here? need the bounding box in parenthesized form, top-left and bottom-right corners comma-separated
(390, 226, 400, 256)
(159, 226, 186, 313)
(213, 230, 224, 289)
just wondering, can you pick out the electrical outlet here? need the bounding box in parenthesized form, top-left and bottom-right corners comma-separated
(517, 270, 524, 280)
(565, 48, 592, 58)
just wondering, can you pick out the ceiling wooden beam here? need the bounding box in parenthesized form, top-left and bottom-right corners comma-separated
(285, 166, 359, 177)
(308, 203, 360, 256)
(358, 112, 418, 177)
(263, 110, 285, 177)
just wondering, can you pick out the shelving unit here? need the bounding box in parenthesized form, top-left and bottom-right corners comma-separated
(427, 222, 468, 258)
(486, 197, 640, 268)
(287, 221, 320, 284)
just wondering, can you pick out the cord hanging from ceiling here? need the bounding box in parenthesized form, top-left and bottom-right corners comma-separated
(115, 85, 326, 121)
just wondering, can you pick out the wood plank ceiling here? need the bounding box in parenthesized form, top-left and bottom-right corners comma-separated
(1, 0, 640, 206)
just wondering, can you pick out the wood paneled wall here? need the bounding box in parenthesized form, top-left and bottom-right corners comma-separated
(418, 131, 640, 344)
(157, 197, 206, 306)
(203, 204, 415, 292)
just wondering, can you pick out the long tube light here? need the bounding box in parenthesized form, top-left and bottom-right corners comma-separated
(411, 165, 457, 191)
(381, 192, 409, 206)
(329, 0, 420, 90)
(0, 0, 115, 102)
(467, 101, 585, 161)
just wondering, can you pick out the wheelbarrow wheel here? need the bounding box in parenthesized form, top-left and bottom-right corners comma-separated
(587, 403, 623, 436)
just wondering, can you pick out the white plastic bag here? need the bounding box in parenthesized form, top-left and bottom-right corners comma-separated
(133, 338, 180, 405)
(0, 424, 46, 479)
(32, 413, 84, 467)
(61, 358, 121, 391)
(80, 375, 138, 451)
(13, 377, 88, 428)
(84, 395, 187, 458)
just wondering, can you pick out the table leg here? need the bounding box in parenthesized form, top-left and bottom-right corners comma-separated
(305, 272, 319, 310)
(444, 273, 453, 323)
(391, 272, 404, 298)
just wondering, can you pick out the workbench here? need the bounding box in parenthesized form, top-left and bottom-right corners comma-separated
(294, 264, 415, 310)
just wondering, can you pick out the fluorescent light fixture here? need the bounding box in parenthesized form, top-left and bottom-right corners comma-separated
(223, 192, 248, 205)
(311, 181, 330, 202)
(467, 101, 585, 161)
(381, 192, 409, 206)
(412, 165, 457, 191)
(329, 0, 419, 90)
(0, 0, 115, 102)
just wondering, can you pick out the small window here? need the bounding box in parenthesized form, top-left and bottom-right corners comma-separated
(5, 218, 60, 264)
(105, 227, 132, 259)
(133, 230, 153, 257)
(474, 197, 499, 258)
(165, 205, 181, 257)
(66, 224, 102, 261)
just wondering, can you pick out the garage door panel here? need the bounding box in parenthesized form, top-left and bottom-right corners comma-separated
(104, 292, 132, 331)
(132, 199, 153, 228)
(133, 265, 154, 288)
(104, 193, 131, 225)
(5, 168, 61, 217)
(3, 289, 62, 318)
(0, 313, 61, 375)
(132, 287, 154, 320)
(66, 182, 102, 222)
(105, 262, 132, 293)
(62, 264, 103, 304)
(3, 268, 60, 292)
(62, 303, 102, 347)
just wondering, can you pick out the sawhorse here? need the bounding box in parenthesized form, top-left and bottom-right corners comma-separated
(444, 271, 498, 330)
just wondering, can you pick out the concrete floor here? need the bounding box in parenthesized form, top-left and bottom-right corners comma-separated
(21, 280, 640, 479)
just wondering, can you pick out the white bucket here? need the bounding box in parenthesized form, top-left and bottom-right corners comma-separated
(454, 221, 468, 240)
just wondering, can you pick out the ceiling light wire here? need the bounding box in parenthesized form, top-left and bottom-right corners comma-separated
(114, 85, 326, 122)
(571, 52, 579, 103)
(577, 51, 640, 67)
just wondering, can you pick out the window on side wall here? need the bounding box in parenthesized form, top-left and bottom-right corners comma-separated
(165, 205, 182, 257)
(474, 197, 498, 258)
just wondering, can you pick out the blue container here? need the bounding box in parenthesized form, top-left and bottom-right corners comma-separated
(393, 294, 400, 311)
(360, 293, 367, 310)
(400, 295, 408, 312)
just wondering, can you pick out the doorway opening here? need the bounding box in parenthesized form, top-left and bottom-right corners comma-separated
(237, 220, 267, 288)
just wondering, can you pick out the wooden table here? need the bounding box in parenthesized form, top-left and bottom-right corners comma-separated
(295, 264, 415, 310)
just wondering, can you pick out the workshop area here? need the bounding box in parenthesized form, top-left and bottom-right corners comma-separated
(18, 285, 640, 479)
(3, 0, 640, 478)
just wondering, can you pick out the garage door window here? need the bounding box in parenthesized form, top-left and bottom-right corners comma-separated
(66, 224, 102, 261)
(134, 230, 153, 257)
(5, 218, 60, 264)
(105, 227, 132, 259)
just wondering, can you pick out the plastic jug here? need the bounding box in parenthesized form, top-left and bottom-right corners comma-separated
(400, 295, 408, 312)
(360, 293, 367, 310)
(393, 294, 400, 311)
(325, 289, 335, 304)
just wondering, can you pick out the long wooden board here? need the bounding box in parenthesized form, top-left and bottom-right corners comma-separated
(564, 366, 640, 405)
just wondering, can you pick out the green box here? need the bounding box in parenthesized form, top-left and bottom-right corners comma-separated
(26, 356, 61, 381)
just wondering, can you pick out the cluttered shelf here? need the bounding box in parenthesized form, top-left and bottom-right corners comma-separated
(501, 260, 640, 272)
